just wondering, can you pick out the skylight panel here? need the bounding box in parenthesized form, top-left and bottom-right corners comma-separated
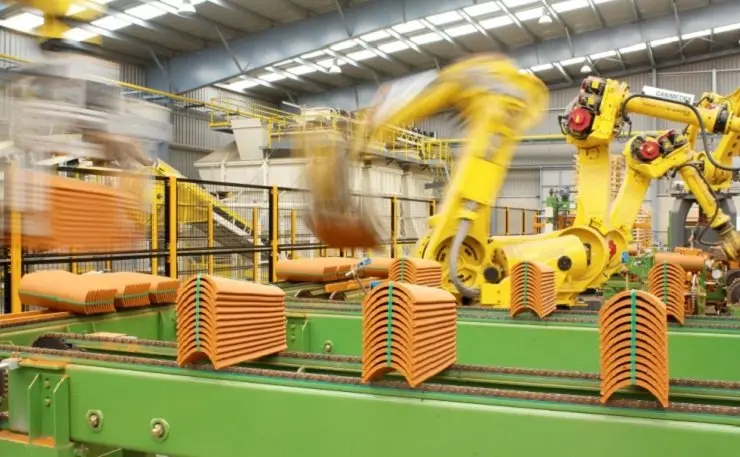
(714, 23, 740, 34)
(410, 32, 443, 45)
(682, 29, 711, 40)
(361, 30, 391, 42)
(650, 36, 679, 47)
(619, 43, 646, 54)
(330, 39, 357, 51)
(92, 15, 132, 31)
(378, 41, 409, 53)
(530, 63, 554, 72)
(445, 24, 476, 37)
(0, 12, 44, 32)
(260, 73, 286, 83)
(426, 11, 462, 26)
(393, 20, 425, 34)
(125, 4, 167, 20)
(516, 7, 545, 22)
(287, 65, 315, 76)
(552, 0, 589, 13)
(480, 16, 513, 29)
(64, 27, 99, 42)
(560, 56, 586, 66)
(590, 50, 617, 59)
(301, 50, 325, 59)
(347, 49, 375, 61)
(463, 2, 500, 17)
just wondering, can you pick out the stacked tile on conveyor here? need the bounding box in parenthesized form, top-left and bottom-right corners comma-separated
(107, 272, 180, 304)
(84, 272, 152, 309)
(389, 257, 443, 287)
(275, 257, 357, 282)
(361, 281, 457, 388)
(362, 257, 393, 279)
(599, 289, 669, 408)
(5, 169, 144, 251)
(19, 270, 117, 315)
(648, 262, 686, 325)
(509, 261, 557, 319)
(176, 274, 287, 370)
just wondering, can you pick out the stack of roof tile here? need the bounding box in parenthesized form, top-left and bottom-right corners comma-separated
(5, 169, 144, 252)
(509, 261, 557, 319)
(19, 270, 117, 315)
(648, 262, 686, 325)
(107, 272, 180, 304)
(275, 257, 357, 282)
(362, 257, 393, 278)
(361, 281, 457, 388)
(84, 272, 151, 309)
(389, 258, 443, 287)
(176, 274, 287, 370)
(599, 290, 669, 408)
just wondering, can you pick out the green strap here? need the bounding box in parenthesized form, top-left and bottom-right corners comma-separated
(522, 263, 529, 307)
(662, 262, 668, 304)
(386, 281, 394, 367)
(195, 274, 202, 351)
(400, 257, 406, 282)
(630, 289, 637, 385)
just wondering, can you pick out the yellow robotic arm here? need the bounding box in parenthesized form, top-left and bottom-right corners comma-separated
(9, 1, 104, 44)
(301, 54, 549, 299)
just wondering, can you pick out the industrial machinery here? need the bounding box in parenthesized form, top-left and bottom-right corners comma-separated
(4, 299, 740, 456)
(300, 54, 549, 256)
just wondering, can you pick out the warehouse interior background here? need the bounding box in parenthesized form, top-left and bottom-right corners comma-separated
(2, 0, 740, 244)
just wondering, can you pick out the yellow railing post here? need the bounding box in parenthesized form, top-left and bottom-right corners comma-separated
(151, 191, 159, 275)
(207, 202, 214, 275)
(391, 196, 399, 258)
(252, 207, 260, 283)
(9, 190, 21, 314)
(290, 209, 297, 259)
(505, 207, 510, 236)
(168, 176, 178, 279)
(521, 210, 526, 235)
(270, 186, 279, 283)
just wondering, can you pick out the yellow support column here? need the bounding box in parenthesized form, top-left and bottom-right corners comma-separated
(290, 209, 297, 260)
(505, 207, 510, 236)
(252, 208, 260, 282)
(391, 196, 399, 258)
(207, 202, 214, 275)
(9, 200, 21, 314)
(151, 194, 159, 275)
(168, 176, 178, 279)
(270, 186, 279, 283)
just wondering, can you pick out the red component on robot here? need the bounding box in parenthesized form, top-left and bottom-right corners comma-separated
(638, 140, 660, 161)
(608, 239, 617, 258)
(567, 107, 593, 134)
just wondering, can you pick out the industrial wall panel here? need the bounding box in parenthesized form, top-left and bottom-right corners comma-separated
(118, 63, 146, 86)
(171, 112, 233, 151)
(167, 147, 210, 179)
(500, 169, 539, 199)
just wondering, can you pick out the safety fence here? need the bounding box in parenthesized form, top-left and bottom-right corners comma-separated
(0, 167, 544, 314)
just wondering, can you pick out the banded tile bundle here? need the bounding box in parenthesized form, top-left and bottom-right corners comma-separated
(276, 257, 358, 282)
(648, 262, 686, 325)
(176, 274, 287, 370)
(19, 270, 117, 315)
(5, 169, 144, 251)
(389, 258, 443, 287)
(599, 290, 669, 408)
(361, 281, 457, 388)
(509, 261, 557, 319)
(107, 272, 180, 304)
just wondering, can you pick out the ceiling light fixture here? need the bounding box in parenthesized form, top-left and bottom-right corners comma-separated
(328, 59, 342, 73)
(580, 64, 592, 74)
(537, 14, 552, 24)
(178, 0, 196, 16)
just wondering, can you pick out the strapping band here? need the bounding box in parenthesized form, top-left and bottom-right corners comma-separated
(195, 274, 202, 351)
(629, 288, 637, 385)
(386, 281, 394, 367)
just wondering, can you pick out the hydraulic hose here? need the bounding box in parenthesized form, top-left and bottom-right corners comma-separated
(449, 218, 480, 299)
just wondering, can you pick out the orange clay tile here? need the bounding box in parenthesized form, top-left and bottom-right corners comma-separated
(305, 212, 381, 249)
(84, 273, 151, 309)
(652, 252, 705, 272)
(648, 262, 687, 325)
(362, 257, 393, 279)
(5, 169, 145, 252)
(509, 261, 557, 319)
(275, 257, 358, 282)
(19, 270, 117, 315)
(176, 274, 287, 370)
(388, 258, 443, 287)
(106, 272, 180, 304)
(361, 280, 457, 388)
(599, 290, 669, 408)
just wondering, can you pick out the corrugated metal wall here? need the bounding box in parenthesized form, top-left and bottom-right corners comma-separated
(167, 147, 210, 179)
(171, 111, 233, 151)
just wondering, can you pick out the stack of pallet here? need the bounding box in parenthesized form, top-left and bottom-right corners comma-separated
(632, 205, 653, 251)
(610, 155, 626, 200)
